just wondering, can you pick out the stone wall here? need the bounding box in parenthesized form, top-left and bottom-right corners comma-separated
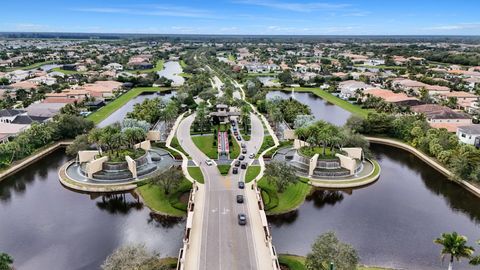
(86, 156, 108, 178)
(335, 154, 356, 175)
(78, 150, 100, 163)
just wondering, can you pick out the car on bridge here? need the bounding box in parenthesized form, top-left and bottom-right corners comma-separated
(238, 181, 245, 189)
(233, 167, 239, 174)
(236, 195, 244, 203)
(238, 214, 247, 225)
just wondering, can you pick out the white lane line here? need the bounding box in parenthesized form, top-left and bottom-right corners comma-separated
(218, 195, 222, 270)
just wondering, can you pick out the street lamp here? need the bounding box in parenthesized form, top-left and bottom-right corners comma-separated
(330, 262, 335, 270)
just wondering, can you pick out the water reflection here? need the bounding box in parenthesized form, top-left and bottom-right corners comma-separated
(0, 150, 184, 270)
(307, 189, 345, 209)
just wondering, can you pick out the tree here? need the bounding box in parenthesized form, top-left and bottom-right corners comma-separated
(0, 253, 13, 270)
(150, 167, 183, 195)
(434, 232, 475, 270)
(305, 232, 359, 270)
(470, 240, 480, 266)
(123, 127, 146, 148)
(66, 134, 91, 156)
(264, 160, 298, 192)
(101, 244, 165, 270)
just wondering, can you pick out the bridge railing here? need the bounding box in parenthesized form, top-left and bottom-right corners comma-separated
(177, 182, 198, 270)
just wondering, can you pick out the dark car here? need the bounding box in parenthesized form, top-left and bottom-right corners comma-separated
(239, 155, 245, 160)
(234, 131, 239, 136)
(238, 181, 245, 189)
(238, 214, 247, 225)
(234, 160, 241, 167)
(241, 162, 247, 169)
(236, 195, 244, 203)
(241, 143, 246, 148)
(232, 167, 239, 174)
(242, 148, 247, 154)
(237, 135, 242, 141)
(231, 121, 236, 126)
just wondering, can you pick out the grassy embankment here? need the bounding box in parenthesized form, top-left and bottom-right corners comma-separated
(245, 166, 261, 183)
(87, 87, 170, 124)
(217, 164, 231, 175)
(137, 178, 192, 217)
(292, 87, 370, 118)
(52, 67, 83, 75)
(133, 59, 165, 74)
(187, 166, 204, 184)
(6, 60, 55, 71)
(258, 177, 311, 215)
(278, 254, 395, 270)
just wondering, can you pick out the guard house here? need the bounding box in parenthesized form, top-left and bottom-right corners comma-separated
(209, 104, 240, 124)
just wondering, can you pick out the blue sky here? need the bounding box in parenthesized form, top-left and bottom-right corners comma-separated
(1, 0, 480, 35)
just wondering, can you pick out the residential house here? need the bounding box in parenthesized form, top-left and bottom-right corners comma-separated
(0, 122, 29, 143)
(338, 80, 372, 99)
(456, 125, 480, 147)
(438, 91, 479, 110)
(363, 88, 423, 106)
(104, 63, 124, 71)
(411, 104, 472, 132)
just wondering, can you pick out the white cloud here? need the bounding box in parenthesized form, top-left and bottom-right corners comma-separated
(424, 22, 480, 31)
(73, 5, 219, 19)
(234, 0, 350, 12)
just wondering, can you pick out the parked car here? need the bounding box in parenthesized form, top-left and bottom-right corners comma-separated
(238, 181, 245, 189)
(233, 167, 239, 174)
(249, 153, 255, 159)
(205, 159, 213, 166)
(238, 214, 247, 225)
(239, 155, 245, 160)
(236, 195, 244, 203)
(241, 162, 247, 169)
(242, 148, 247, 154)
(234, 160, 241, 167)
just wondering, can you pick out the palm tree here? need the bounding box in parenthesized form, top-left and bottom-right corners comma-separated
(434, 232, 475, 270)
(470, 240, 480, 266)
(0, 252, 13, 270)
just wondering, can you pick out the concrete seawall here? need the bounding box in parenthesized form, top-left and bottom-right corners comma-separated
(0, 141, 72, 182)
(367, 136, 480, 199)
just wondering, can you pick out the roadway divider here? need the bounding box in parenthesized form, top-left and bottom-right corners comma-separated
(176, 181, 199, 270)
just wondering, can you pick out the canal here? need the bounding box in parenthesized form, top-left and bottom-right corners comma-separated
(0, 150, 184, 270)
(267, 90, 480, 270)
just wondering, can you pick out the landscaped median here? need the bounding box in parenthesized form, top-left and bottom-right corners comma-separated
(257, 177, 312, 215)
(187, 166, 204, 184)
(87, 87, 172, 124)
(136, 178, 192, 217)
(191, 134, 217, 159)
(245, 165, 260, 183)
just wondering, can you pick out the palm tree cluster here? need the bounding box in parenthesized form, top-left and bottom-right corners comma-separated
(295, 120, 347, 157)
(127, 98, 179, 127)
(88, 120, 147, 159)
(434, 232, 480, 270)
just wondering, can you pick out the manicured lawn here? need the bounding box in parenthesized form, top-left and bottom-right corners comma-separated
(230, 135, 241, 159)
(293, 87, 370, 118)
(87, 87, 167, 124)
(245, 166, 261, 183)
(217, 164, 231, 175)
(180, 60, 187, 68)
(170, 136, 189, 157)
(298, 146, 337, 159)
(137, 179, 192, 217)
(257, 135, 275, 157)
(278, 254, 306, 270)
(258, 177, 311, 215)
(188, 166, 204, 183)
(192, 134, 217, 159)
(52, 67, 83, 75)
(7, 60, 55, 71)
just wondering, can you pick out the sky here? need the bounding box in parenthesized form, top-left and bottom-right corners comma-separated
(1, 0, 480, 35)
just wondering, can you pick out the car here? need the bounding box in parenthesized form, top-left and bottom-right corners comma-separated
(236, 195, 244, 203)
(238, 214, 247, 225)
(239, 155, 245, 160)
(237, 136, 242, 141)
(231, 121, 236, 126)
(234, 160, 241, 167)
(234, 131, 239, 136)
(241, 162, 247, 169)
(241, 143, 246, 148)
(249, 153, 255, 159)
(232, 167, 239, 174)
(242, 148, 247, 154)
(205, 159, 213, 166)
(238, 181, 245, 189)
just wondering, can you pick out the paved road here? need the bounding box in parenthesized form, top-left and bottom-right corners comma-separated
(177, 112, 264, 270)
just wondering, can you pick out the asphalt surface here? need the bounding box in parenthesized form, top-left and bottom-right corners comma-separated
(177, 112, 264, 270)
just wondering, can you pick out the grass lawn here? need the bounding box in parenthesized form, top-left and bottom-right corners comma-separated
(353, 64, 406, 70)
(137, 179, 192, 217)
(298, 146, 337, 159)
(227, 54, 236, 62)
(230, 136, 241, 159)
(293, 87, 370, 118)
(245, 166, 261, 183)
(170, 136, 189, 157)
(278, 254, 306, 270)
(257, 135, 275, 157)
(180, 60, 187, 68)
(7, 60, 55, 71)
(258, 177, 311, 215)
(278, 254, 394, 270)
(217, 164, 231, 175)
(179, 72, 192, 78)
(87, 87, 168, 124)
(188, 166, 204, 183)
(192, 134, 217, 159)
(52, 67, 84, 75)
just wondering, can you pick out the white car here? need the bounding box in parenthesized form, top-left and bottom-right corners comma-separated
(205, 159, 213, 166)
(249, 153, 255, 159)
